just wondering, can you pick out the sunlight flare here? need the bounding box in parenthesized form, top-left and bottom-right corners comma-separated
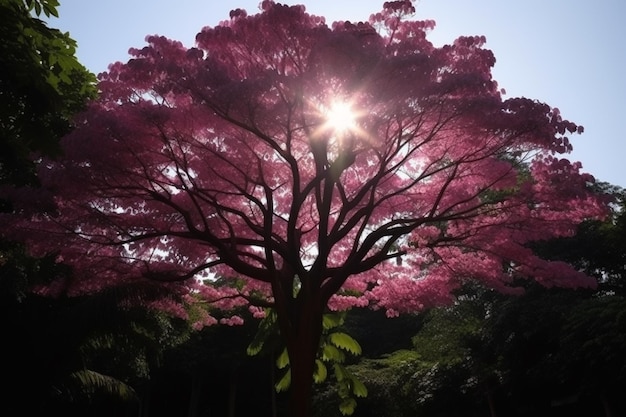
(323, 100, 358, 135)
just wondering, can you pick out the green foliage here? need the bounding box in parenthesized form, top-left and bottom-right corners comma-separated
(323, 343, 346, 362)
(314, 350, 425, 417)
(24, 0, 60, 17)
(3, 281, 191, 415)
(246, 308, 281, 356)
(533, 183, 626, 294)
(248, 309, 367, 414)
(341, 308, 424, 357)
(323, 312, 345, 328)
(338, 278, 626, 417)
(339, 397, 357, 415)
(334, 362, 368, 415)
(276, 347, 290, 369)
(63, 370, 137, 403)
(0, 240, 71, 303)
(329, 332, 362, 356)
(314, 359, 328, 383)
(557, 295, 626, 390)
(0, 0, 97, 185)
(314, 314, 368, 415)
(275, 368, 292, 393)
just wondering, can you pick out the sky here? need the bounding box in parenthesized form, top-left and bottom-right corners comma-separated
(50, 0, 625, 187)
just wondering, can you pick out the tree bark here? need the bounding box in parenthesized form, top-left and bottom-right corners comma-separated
(601, 390, 614, 417)
(278, 283, 324, 417)
(486, 388, 498, 417)
(286, 327, 322, 416)
(228, 367, 238, 417)
(186, 371, 201, 417)
(270, 355, 277, 417)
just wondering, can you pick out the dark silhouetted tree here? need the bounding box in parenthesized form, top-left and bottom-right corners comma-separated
(1, 2, 608, 415)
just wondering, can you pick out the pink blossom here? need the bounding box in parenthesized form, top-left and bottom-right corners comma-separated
(219, 316, 245, 326)
(0, 4, 609, 399)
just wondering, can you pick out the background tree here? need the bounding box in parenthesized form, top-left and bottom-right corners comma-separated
(150, 308, 283, 417)
(314, 349, 425, 417)
(410, 285, 505, 417)
(0, 0, 96, 186)
(1, 1, 608, 415)
(556, 296, 626, 417)
(336, 284, 622, 417)
(1, 2, 145, 415)
(0, 0, 97, 306)
(533, 183, 626, 295)
(2, 267, 191, 416)
(341, 193, 626, 417)
(530, 183, 626, 416)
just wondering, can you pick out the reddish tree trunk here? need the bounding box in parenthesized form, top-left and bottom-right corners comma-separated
(276, 279, 324, 417)
(486, 388, 498, 417)
(288, 347, 316, 417)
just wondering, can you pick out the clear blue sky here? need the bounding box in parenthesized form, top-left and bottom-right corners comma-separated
(51, 0, 625, 187)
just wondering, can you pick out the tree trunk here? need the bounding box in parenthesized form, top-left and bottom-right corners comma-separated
(279, 286, 324, 417)
(601, 390, 614, 417)
(228, 367, 238, 417)
(288, 346, 317, 417)
(270, 354, 278, 417)
(485, 388, 498, 417)
(186, 371, 201, 417)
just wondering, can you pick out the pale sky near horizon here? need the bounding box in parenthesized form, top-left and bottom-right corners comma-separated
(50, 0, 625, 187)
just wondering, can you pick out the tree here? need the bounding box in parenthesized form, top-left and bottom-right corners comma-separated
(409, 288, 504, 417)
(0, 1, 608, 415)
(557, 295, 626, 417)
(533, 183, 626, 295)
(2, 272, 189, 416)
(315, 350, 425, 417)
(0, 0, 97, 186)
(1, 0, 97, 337)
(1, 2, 98, 413)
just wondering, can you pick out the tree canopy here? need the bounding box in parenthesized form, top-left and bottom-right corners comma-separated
(0, 0, 96, 185)
(0, 1, 609, 415)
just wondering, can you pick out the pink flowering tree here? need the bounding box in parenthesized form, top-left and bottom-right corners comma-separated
(1, 1, 608, 415)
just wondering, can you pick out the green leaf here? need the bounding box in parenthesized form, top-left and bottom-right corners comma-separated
(246, 338, 264, 356)
(46, 73, 59, 89)
(322, 312, 344, 329)
(247, 309, 277, 356)
(313, 359, 327, 383)
(337, 380, 351, 398)
(322, 344, 345, 363)
(69, 370, 137, 401)
(338, 398, 357, 415)
(329, 332, 362, 355)
(275, 370, 291, 393)
(44, 0, 60, 17)
(351, 377, 368, 398)
(333, 363, 348, 382)
(46, 5, 59, 17)
(276, 348, 290, 369)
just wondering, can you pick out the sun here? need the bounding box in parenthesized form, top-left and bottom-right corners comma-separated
(323, 100, 358, 135)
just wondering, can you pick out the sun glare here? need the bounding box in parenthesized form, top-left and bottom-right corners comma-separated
(324, 100, 357, 134)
